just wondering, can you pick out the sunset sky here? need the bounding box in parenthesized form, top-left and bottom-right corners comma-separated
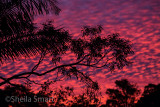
(0, 0, 160, 103)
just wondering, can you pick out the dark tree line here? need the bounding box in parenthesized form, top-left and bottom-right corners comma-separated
(105, 79, 140, 107)
(1, 1, 153, 107)
(0, 79, 159, 107)
(136, 83, 160, 107)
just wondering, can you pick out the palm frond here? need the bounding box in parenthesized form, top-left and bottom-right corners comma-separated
(0, 0, 61, 63)
(0, 0, 61, 38)
(0, 23, 71, 63)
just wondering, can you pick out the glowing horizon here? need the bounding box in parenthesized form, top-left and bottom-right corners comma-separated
(0, 0, 160, 104)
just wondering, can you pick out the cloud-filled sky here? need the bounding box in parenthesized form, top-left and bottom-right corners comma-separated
(0, 0, 160, 103)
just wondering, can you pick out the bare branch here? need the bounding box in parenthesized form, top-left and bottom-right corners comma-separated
(26, 51, 46, 78)
(0, 54, 89, 86)
(0, 76, 6, 81)
(25, 78, 43, 85)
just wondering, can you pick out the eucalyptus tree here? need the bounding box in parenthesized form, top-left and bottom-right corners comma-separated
(0, 0, 134, 90)
(106, 79, 140, 107)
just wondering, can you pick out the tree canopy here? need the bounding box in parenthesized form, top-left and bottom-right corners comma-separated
(0, 0, 61, 62)
(106, 79, 140, 107)
(0, 2, 136, 106)
(1, 79, 159, 107)
(0, 0, 134, 91)
(136, 83, 160, 107)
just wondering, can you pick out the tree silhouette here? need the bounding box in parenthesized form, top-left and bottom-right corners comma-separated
(0, 83, 52, 107)
(51, 86, 74, 107)
(0, 83, 101, 107)
(0, 22, 134, 89)
(136, 83, 160, 107)
(71, 86, 101, 107)
(0, 0, 61, 62)
(105, 79, 140, 107)
(0, 0, 134, 98)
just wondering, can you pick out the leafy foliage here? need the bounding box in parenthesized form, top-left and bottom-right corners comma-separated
(0, 24, 134, 89)
(0, 0, 61, 62)
(1, 79, 159, 107)
(106, 79, 140, 107)
(52, 86, 74, 106)
(0, 0, 60, 35)
(0, 0, 134, 99)
(71, 87, 101, 107)
(136, 83, 160, 107)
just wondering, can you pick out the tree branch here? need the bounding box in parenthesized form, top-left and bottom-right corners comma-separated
(0, 54, 89, 86)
